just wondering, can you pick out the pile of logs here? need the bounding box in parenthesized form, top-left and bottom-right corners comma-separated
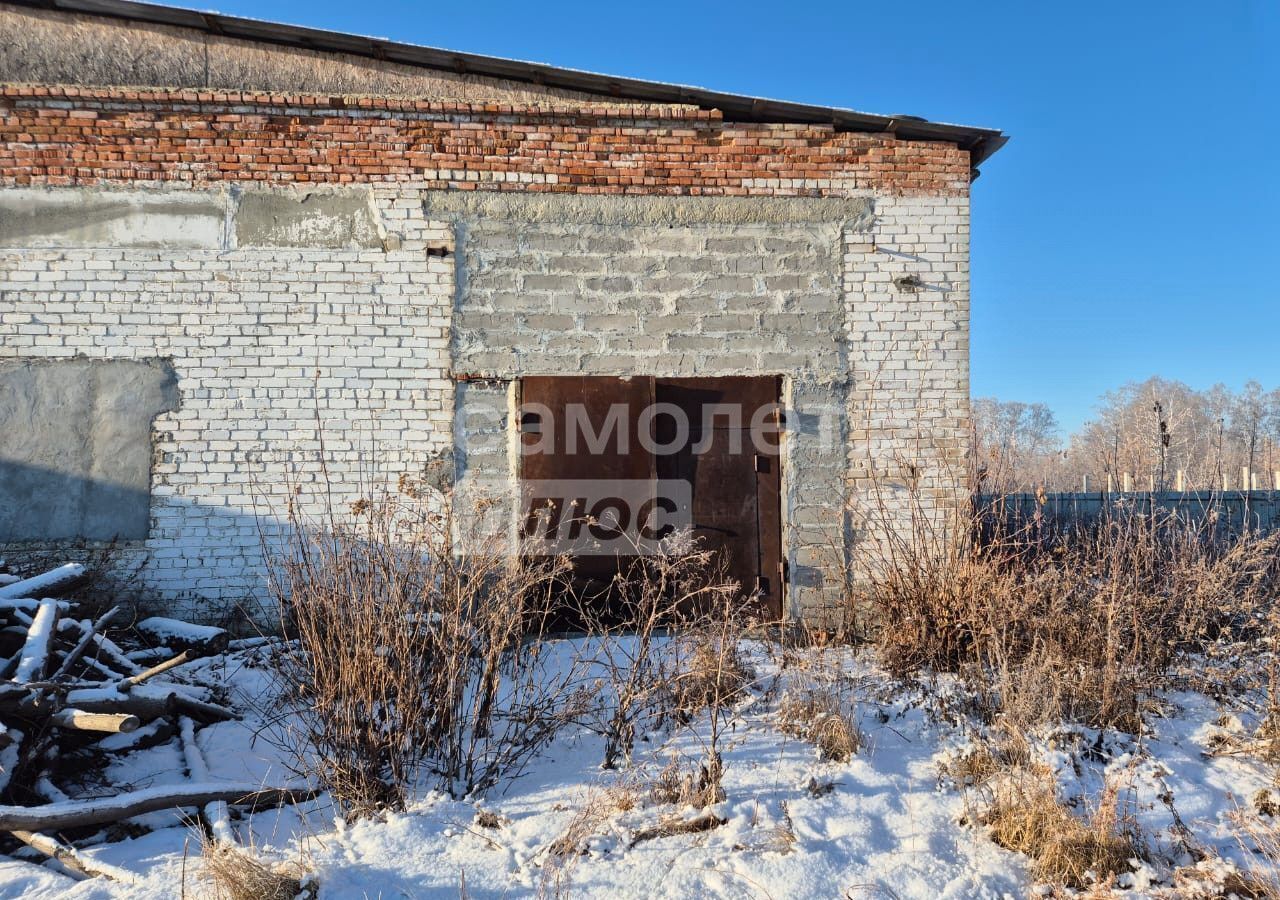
(0, 560, 311, 883)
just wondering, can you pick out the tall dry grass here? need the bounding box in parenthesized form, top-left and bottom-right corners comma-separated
(852, 473, 1280, 894)
(851, 486, 1280, 730)
(979, 765, 1143, 890)
(200, 834, 313, 900)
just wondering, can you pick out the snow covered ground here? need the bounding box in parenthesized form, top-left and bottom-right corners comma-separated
(3, 639, 1277, 899)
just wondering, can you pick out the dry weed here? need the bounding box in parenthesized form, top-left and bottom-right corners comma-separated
(572, 532, 742, 771)
(627, 810, 726, 848)
(538, 786, 638, 899)
(942, 720, 1033, 790)
(264, 477, 590, 817)
(646, 755, 722, 808)
(980, 767, 1142, 889)
(852, 481, 1280, 731)
(201, 838, 313, 900)
(1223, 806, 1280, 899)
(778, 690, 862, 762)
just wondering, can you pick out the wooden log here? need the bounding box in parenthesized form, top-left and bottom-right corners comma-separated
(179, 716, 234, 844)
(121, 683, 235, 720)
(0, 599, 71, 614)
(0, 782, 318, 831)
(136, 618, 229, 657)
(0, 688, 60, 718)
(95, 718, 175, 754)
(52, 606, 121, 680)
(12, 600, 59, 683)
(227, 636, 279, 651)
(49, 709, 140, 734)
(0, 727, 21, 795)
(0, 687, 194, 727)
(10, 829, 135, 882)
(0, 564, 86, 600)
(63, 686, 177, 721)
(56, 620, 142, 677)
(118, 651, 190, 689)
(33, 777, 69, 804)
(173, 694, 238, 723)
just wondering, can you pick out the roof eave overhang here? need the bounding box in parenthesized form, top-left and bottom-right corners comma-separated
(4, 0, 1009, 168)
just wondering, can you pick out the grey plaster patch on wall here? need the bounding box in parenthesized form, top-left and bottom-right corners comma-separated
(234, 188, 384, 249)
(424, 191, 874, 229)
(0, 358, 179, 542)
(0, 186, 392, 251)
(0, 188, 227, 249)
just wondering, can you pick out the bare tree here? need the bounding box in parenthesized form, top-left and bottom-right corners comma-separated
(972, 398, 1062, 492)
(979, 378, 1280, 494)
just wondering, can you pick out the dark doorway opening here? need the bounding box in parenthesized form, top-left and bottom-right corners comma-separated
(518, 375, 783, 623)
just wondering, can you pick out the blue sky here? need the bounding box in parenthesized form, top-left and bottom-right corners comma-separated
(176, 0, 1277, 436)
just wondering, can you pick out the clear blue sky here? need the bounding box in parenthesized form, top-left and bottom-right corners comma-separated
(176, 0, 1277, 436)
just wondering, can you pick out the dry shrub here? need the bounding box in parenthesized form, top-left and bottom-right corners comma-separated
(668, 590, 755, 806)
(265, 477, 592, 817)
(672, 634, 751, 721)
(980, 767, 1142, 889)
(573, 531, 743, 770)
(778, 689, 862, 762)
(201, 839, 312, 900)
(852, 484, 1280, 730)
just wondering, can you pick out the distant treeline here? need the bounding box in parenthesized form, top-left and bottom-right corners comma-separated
(974, 378, 1280, 493)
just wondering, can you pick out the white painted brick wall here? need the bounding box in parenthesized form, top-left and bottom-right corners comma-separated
(843, 194, 971, 572)
(0, 188, 455, 620)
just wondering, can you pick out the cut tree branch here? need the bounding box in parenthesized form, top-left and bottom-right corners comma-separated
(0, 782, 318, 831)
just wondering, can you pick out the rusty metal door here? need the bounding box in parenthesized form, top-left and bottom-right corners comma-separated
(653, 377, 782, 620)
(518, 375, 655, 585)
(518, 375, 782, 621)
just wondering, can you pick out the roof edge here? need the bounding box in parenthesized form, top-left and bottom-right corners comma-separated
(3, 0, 1008, 168)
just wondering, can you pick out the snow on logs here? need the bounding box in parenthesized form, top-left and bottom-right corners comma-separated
(136, 617, 230, 656)
(0, 564, 86, 600)
(0, 561, 302, 878)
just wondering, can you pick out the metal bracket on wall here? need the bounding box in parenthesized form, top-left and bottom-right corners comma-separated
(454, 374, 511, 388)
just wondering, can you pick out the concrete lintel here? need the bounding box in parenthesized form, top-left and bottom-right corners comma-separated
(0, 187, 228, 250)
(233, 186, 385, 249)
(0, 185, 389, 250)
(423, 191, 874, 229)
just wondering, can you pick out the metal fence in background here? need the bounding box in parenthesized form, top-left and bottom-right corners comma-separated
(976, 491, 1280, 536)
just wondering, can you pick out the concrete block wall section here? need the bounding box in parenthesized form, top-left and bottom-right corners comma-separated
(437, 191, 909, 622)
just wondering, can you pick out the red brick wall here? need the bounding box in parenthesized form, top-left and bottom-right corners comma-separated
(0, 86, 969, 196)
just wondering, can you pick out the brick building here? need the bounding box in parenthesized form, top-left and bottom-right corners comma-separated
(0, 0, 1006, 624)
